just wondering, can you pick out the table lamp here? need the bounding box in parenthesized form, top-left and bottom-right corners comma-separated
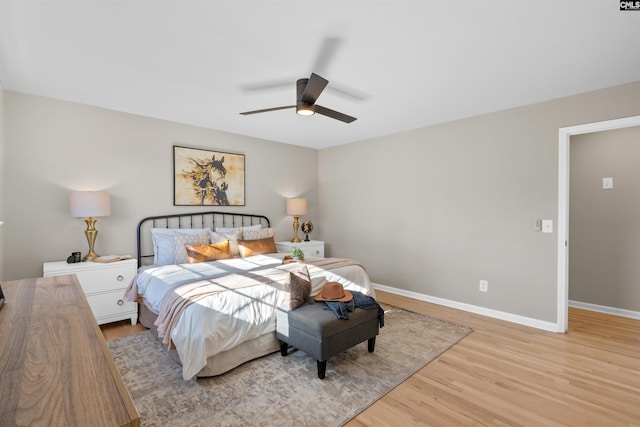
(286, 198, 307, 243)
(70, 190, 110, 261)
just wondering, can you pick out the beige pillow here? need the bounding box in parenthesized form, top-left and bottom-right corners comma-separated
(173, 231, 210, 264)
(185, 241, 233, 264)
(210, 229, 242, 257)
(237, 236, 277, 257)
(285, 266, 312, 310)
(242, 227, 274, 240)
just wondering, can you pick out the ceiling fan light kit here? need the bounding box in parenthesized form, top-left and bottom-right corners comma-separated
(296, 105, 315, 116)
(240, 73, 357, 123)
(296, 77, 315, 115)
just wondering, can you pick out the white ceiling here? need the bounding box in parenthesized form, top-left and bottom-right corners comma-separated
(1, 1, 639, 149)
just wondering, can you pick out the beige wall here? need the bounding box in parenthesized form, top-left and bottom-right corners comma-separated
(3, 92, 318, 280)
(319, 81, 640, 323)
(569, 127, 640, 311)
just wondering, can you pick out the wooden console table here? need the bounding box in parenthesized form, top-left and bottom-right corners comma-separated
(0, 274, 140, 426)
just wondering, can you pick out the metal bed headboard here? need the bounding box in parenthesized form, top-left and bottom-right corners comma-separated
(136, 211, 271, 267)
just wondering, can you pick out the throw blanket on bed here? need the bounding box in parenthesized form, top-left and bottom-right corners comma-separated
(149, 257, 365, 346)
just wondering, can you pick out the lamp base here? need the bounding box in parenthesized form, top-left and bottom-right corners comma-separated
(83, 217, 101, 261)
(83, 250, 100, 262)
(290, 215, 302, 242)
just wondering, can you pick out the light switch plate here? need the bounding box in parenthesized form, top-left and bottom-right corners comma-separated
(602, 177, 613, 190)
(542, 219, 553, 233)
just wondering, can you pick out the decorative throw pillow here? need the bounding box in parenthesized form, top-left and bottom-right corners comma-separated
(210, 229, 243, 257)
(285, 266, 312, 310)
(185, 241, 233, 263)
(173, 231, 210, 264)
(237, 236, 277, 257)
(151, 228, 210, 265)
(242, 227, 274, 240)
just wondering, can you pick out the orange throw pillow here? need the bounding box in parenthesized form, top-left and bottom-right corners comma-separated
(237, 236, 277, 257)
(185, 240, 233, 263)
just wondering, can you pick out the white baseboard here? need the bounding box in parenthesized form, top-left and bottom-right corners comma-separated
(569, 300, 640, 320)
(373, 283, 562, 333)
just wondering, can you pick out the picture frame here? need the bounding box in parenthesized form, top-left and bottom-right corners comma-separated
(173, 146, 245, 206)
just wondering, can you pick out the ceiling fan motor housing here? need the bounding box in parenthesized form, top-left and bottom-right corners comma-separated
(296, 78, 315, 115)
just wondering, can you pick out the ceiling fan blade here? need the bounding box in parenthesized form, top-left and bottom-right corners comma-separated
(314, 105, 357, 123)
(300, 73, 328, 104)
(239, 78, 293, 93)
(310, 37, 342, 75)
(239, 105, 296, 115)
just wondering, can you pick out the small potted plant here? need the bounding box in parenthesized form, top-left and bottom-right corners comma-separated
(291, 247, 304, 261)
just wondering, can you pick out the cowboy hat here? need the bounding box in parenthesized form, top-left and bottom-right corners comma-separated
(314, 281, 353, 302)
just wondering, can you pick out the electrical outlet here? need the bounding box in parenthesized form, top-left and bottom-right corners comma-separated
(479, 280, 488, 292)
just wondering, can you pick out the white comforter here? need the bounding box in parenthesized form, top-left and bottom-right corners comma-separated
(130, 253, 374, 380)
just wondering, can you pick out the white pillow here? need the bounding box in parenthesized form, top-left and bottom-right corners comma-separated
(215, 224, 262, 233)
(174, 231, 210, 264)
(151, 228, 210, 265)
(210, 229, 243, 257)
(242, 227, 274, 240)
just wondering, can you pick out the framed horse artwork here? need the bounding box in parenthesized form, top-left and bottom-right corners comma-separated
(173, 145, 246, 206)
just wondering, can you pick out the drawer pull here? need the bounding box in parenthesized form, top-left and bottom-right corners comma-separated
(117, 299, 124, 306)
(117, 275, 124, 281)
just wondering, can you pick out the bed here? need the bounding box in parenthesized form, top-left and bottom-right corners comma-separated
(126, 211, 375, 380)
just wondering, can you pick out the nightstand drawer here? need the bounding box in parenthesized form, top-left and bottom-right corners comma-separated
(301, 244, 323, 257)
(74, 267, 134, 295)
(86, 291, 136, 320)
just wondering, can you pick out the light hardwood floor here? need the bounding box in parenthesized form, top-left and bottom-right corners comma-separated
(101, 290, 640, 426)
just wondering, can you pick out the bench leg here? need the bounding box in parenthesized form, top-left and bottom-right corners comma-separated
(368, 336, 376, 353)
(279, 341, 289, 357)
(317, 360, 327, 379)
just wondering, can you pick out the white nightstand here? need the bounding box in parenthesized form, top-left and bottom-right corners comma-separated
(275, 240, 325, 258)
(43, 258, 138, 325)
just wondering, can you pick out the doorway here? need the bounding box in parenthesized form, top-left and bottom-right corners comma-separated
(557, 115, 640, 332)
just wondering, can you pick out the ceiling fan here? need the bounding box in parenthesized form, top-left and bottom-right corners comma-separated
(239, 73, 357, 123)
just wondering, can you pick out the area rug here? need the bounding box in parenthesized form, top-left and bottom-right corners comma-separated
(106, 305, 471, 427)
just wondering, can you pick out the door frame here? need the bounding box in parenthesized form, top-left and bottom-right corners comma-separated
(557, 115, 640, 332)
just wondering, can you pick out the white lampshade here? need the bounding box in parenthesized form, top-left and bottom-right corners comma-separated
(70, 191, 110, 218)
(286, 198, 307, 216)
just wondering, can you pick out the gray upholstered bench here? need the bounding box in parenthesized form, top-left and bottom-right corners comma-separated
(276, 300, 379, 379)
